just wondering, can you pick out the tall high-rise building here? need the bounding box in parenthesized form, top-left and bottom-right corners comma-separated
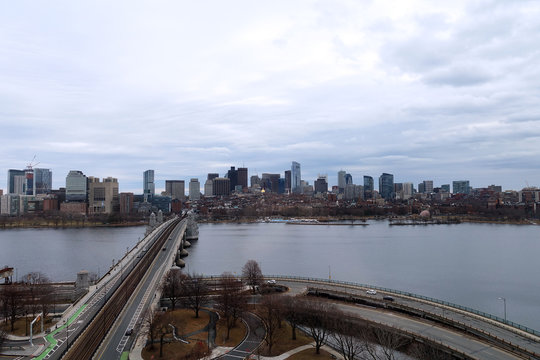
(314, 176, 328, 194)
(13, 175, 26, 195)
(165, 180, 185, 200)
(291, 161, 301, 194)
(33, 168, 52, 195)
(207, 173, 219, 181)
(213, 178, 230, 196)
(88, 176, 119, 214)
(226, 167, 238, 191)
(143, 170, 155, 202)
(403, 182, 414, 199)
(337, 171, 346, 193)
(250, 175, 260, 188)
(261, 173, 280, 193)
(345, 173, 353, 186)
(423, 180, 434, 194)
(66, 170, 87, 202)
(441, 184, 451, 193)
(188, 178, 200, 201)
(24, 168, 34, 195)
(237, 167, 248, 189)
(284, 170, 291, 193)
(379, 173, 394, 200)
(363, 176, 374, 199)
(7, 169, 25, 194)
(453, 180, 470, 195)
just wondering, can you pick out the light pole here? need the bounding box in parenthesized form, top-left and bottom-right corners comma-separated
(498, 297, 507, 322)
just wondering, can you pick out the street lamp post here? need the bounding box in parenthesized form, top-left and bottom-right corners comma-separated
(498, 297, 507, 322)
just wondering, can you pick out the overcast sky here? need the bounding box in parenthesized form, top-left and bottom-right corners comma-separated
(1, 1, 539, 193)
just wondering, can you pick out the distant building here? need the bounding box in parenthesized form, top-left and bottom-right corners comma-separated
(363, 176, 374, 199)
(423, 180, 434, 194)
(66, 170, 87, 202)
(284, 170, 291, 193)
(488, 184, 502, 193)
(33, 168, 52, 195)
(379, 173, 394, 200)
(291, 161, 301, 194)
(204, 179, 213, 196)
(165, 180, 185, 200)
(337, 171, 346, 193)
(7, 169, 25, 194)
(403, 182, 414, 199)
(250, 175, 261, 188)
(314, 176, 328, 194)
(207, 173, 219, 181)
(213, 178, 230, 196)
(0, 194, 20, 215)
(88, 177, 119, 214)
(262, 173, 280, 193)
(188, 178, 200, 201)
(441, 184, 450, 193)
(60, 202, 87, 216)
(120, 192, 134, 214)
(237, 168, 248, 189)
(226, 167, 238, 191)
(345, 173, 353, 186)
(151, 195, 171, 213)
(143, 170, 155, 202)
(453, 180, 470, 195)
(518, 188, 540, 203)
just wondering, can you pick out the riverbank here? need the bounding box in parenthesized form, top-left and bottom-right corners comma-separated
(0, 219, 147, 230)
(197, 215, 536, 225)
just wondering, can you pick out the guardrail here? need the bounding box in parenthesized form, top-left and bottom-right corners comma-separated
(259, 274, 540, 338)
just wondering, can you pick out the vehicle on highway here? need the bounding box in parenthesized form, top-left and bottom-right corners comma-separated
(162, 247, 166, 251)
(125, 328, 133, 336)
(383, 295, 395, 301)
(366, 289, 377, 295)
(266, 279, 276, 284)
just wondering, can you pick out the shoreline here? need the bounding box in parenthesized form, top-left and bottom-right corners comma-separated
(0, 221, 146, 230)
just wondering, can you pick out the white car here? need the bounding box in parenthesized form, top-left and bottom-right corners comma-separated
(366, 289, 377, 295)
(266, 279, 276, 284)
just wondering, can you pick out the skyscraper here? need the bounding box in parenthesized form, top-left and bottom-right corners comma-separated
(423, 180, 434, 194)
(345, 173, 353, 186)
(363, 176, 374, 199)
(165, 180, 185, 200)
(337, 171, 346, 193)
(226, 167, 238, 191)
(66, 170, 87, 202)
(284, 170, 291, 193)
(453, 180, 470, 194)
(7, 169, 25, 194)
(379, 173, 394, 200)
(143, 170, 155, 202)
(33, 168, 52, 195)
(314, 176, 328, 194)
(189, 178, 200, 201)
(88, 176, 119, 214)
(291, 161, 301, 194)
(237, 167, 248, 189)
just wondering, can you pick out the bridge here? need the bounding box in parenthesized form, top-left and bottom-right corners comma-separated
(2, 215, 539, 360)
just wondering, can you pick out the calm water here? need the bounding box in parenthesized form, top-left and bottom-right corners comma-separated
(0, 226, 145, 282)
(186, 221, 540, 331)
(0, 221, 538, 330)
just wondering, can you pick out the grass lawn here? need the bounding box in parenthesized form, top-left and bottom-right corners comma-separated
(168, 308, 209, 335)
(257, 322, 313, 356)
(214, 317, 247, 347)
(287, 348, 337, 359)
(0, 316, 56, 337)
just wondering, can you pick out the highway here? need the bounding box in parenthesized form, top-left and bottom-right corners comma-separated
(277, 278, 540, 360)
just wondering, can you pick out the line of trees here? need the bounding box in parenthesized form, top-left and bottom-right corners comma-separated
(260, 294, 454, 360)
(0, 272, 54, 334)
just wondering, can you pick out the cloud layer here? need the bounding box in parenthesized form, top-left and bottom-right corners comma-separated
(1, 1, 539, 192)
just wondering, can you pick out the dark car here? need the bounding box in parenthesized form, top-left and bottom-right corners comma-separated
(383, 295, 395, 301)
(125, 328, 133, 336)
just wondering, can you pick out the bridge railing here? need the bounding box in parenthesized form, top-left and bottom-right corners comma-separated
(254, 274, 540, 338)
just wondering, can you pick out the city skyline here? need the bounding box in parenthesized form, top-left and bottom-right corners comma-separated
(1, 1, 540, 193)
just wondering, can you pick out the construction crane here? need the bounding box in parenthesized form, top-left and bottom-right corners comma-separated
(26, 155, 40, 170)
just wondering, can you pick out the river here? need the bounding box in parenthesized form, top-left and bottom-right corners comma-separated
(186, 221, 540, 331)
(0, 221, 538, 331)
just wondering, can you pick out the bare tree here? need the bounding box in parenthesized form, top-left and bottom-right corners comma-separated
(1, 283, 25, 332)
(22, 272, 53, 319)
(242, 259, 262, 293)
(215, 272, 247, 340)
(259, 295, 283, 355)
(160, 268, 185, 311)
(158, 312, 172, 358)
(0, 327, 6, 348)
(364, 325, 410, 360)
(279, 295, 306, 340)
(145, 307, 161, 351)
(302, 299, 336, 354)
(408, 342, 454, 360)
(182, 273, 209, 318)
(329, 319, 367, 360)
